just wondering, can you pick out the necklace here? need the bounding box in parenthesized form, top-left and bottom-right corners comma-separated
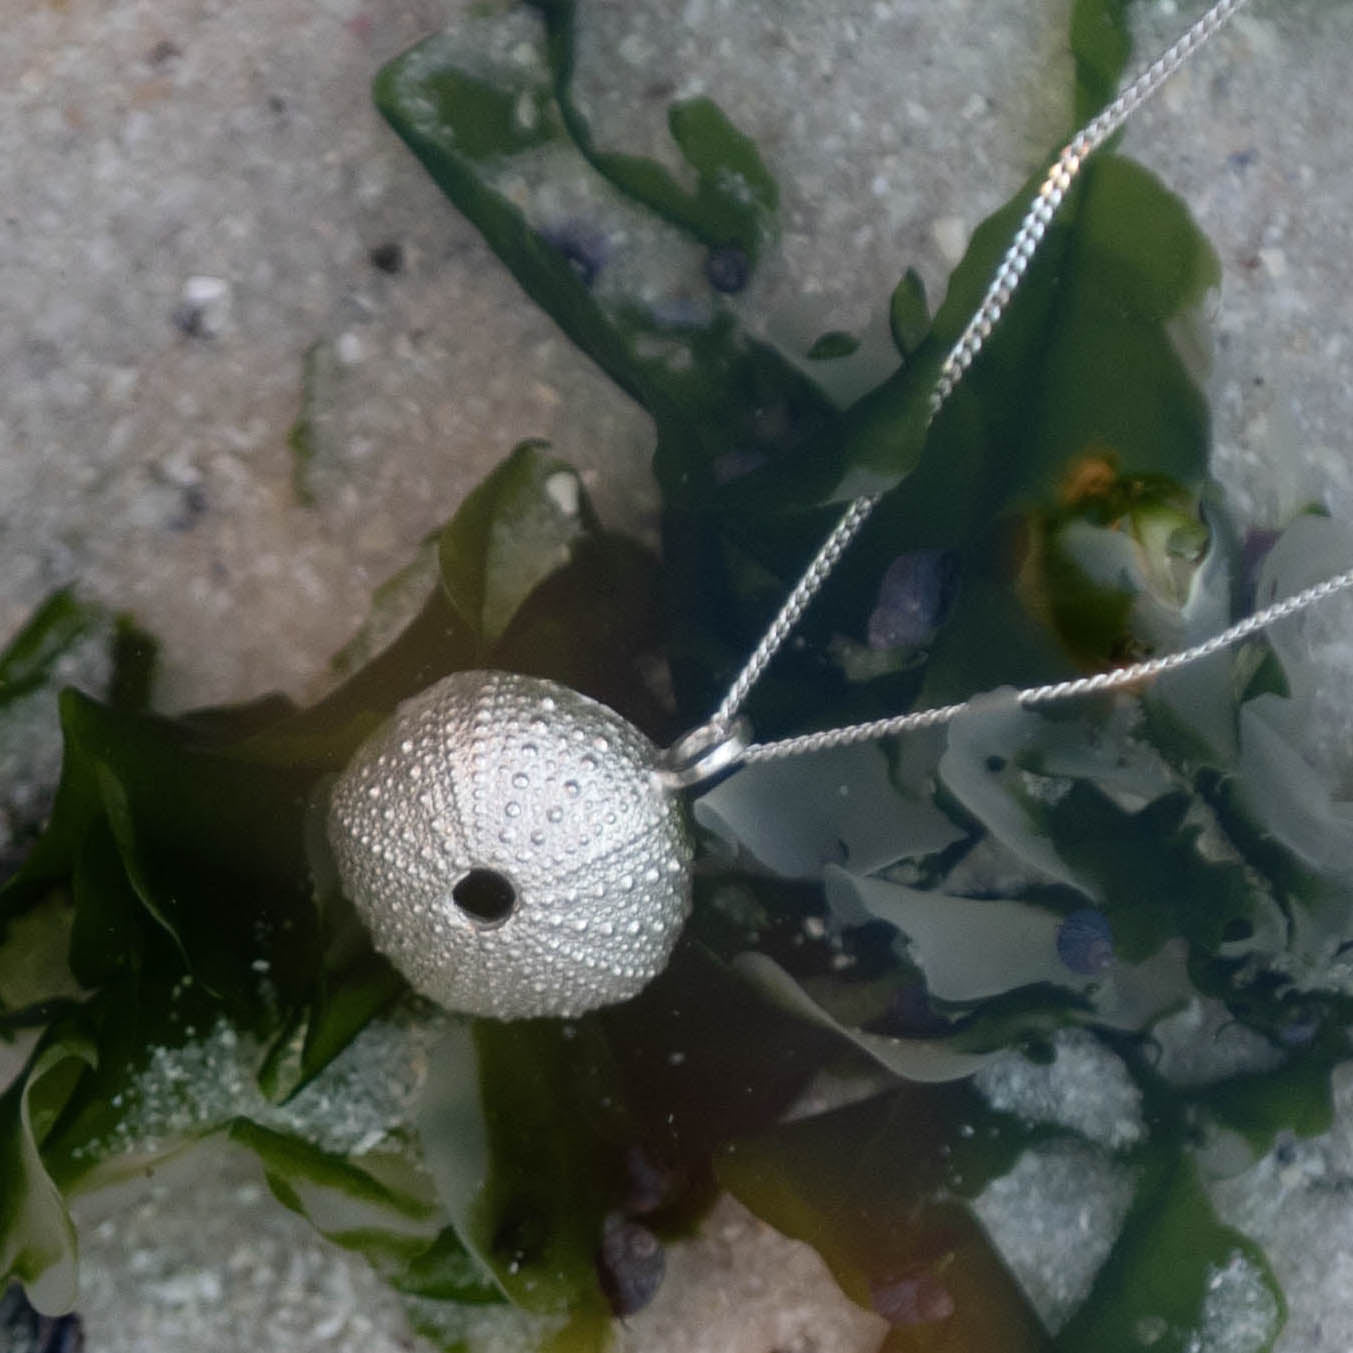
(326, 0, 1353, 1021)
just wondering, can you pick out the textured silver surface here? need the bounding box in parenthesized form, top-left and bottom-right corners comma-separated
(327, 670, 691, 1020)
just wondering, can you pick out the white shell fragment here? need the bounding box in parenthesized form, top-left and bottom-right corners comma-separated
(327, 670, 692, 1020)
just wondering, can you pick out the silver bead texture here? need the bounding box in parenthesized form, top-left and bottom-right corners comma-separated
(326, 670, 692, 1020)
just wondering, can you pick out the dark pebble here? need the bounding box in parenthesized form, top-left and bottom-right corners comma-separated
(596, 1211, 665, 1316)
(147, 39, 181, 67)
(1056, 908, 1115, 975)
(540, 220, 609, 287)
(704, 244, 750, 294)
(168, 483, 208, 532)
(368, 241, 405, 275)
(870, 1273, 956, 1326)
(171, 304, 206, 338)
(867, 549, 960, 649)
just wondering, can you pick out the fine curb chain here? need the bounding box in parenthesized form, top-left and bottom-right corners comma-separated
(928, 0, 1248, 413)
(657, 0, 1303, 785)
(741, 566, 1353, 763)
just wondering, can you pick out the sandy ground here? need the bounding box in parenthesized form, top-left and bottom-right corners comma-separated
(6, 0, 1353, 1349)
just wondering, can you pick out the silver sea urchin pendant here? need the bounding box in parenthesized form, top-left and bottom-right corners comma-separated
(327, 671, 692, 1020)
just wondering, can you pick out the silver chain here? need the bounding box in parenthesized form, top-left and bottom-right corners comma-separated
(929, 0, 1248, 411)
(710, 494, 880, 727)
(706, 0, 1252, 737)
(655, 0, 1353, 787)
(741, 566, 1353, 762)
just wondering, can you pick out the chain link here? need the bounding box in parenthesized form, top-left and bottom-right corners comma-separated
(703, 0, 1251, 742)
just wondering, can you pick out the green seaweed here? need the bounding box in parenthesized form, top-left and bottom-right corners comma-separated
(287, 339, 329, 507)
(437, 441, 595, 650)
(228, 1120, 498, 1304)
(533, 0, 778, 262)
(888, 268, 931, 360)
(1070, 0, 1135, 125)
(1200, 1054, 1337, 1157)
(0, 1029, 97, 1314)
(1056, 1147, 1283, 1353)
(717, 150, 1217, 509)
(372, 28, 832, 506)
(418, 1018, 619, 1326)
(806, 331, 862, 361)
(0, 592, 97, 711)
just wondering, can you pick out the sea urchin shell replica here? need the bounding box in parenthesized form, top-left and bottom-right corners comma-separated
(327, 670, 692, 1020)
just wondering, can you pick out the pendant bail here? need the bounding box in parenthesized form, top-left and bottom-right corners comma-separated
(657, 717, 752, 791)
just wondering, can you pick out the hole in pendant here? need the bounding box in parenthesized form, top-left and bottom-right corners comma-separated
(453, 868, 518, 926)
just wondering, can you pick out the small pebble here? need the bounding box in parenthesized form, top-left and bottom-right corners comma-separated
(597, 1212, 666, 1316)
(867, 549, 960, 649)
(704, 245, 750, 294)
(1055, 909, 1115, 975)
(1258, 246, 1287, 280)
(367, 241, 404, 274)
(930, 216, 968, 267)
(173, 276, 232, 339)
(335, 331, 364, 367)
(870, 1273, 956, 1326)
(146, 39, 181, 67)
